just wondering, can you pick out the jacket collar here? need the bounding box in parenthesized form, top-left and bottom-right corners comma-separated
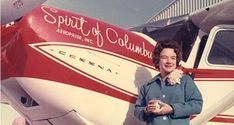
(147, 74, 161, 86)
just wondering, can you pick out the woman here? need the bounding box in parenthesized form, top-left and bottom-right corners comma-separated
(134, 40, 203, 125)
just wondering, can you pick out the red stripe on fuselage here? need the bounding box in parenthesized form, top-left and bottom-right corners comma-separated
(191, 114, 234, 123)
(183, 68, 234, 79)
(210, 116, 234, 123)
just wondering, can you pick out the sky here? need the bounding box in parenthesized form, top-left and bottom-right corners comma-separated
(1, 0, 174, 125)
(44, 0, 174, 29)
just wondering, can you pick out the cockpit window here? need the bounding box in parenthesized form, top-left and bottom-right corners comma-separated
(208, 30, 234, 65)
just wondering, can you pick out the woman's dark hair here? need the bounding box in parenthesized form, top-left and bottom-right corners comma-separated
(152, 40, 181, 69)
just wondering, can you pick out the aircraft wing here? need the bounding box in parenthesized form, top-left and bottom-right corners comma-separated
(190, 0, 234, 33)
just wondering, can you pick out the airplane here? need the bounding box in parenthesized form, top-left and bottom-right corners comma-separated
(1, 0, 234, 125)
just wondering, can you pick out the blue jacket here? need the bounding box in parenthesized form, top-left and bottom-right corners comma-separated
(134, 74, 203, 125)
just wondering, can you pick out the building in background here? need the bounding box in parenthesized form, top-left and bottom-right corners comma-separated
(149, 0, 223, 22)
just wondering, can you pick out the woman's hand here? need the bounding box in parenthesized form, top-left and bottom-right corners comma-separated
(145, 99, 161, 114)
(145, 100, 173, 115)
(157, 101, 174, 115)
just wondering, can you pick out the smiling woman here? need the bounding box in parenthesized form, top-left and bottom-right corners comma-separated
(134, 40, 203, 125)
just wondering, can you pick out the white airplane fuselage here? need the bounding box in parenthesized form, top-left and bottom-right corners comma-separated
(1, 3, 234, 125)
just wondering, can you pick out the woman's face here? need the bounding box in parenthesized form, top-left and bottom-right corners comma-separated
(159, 48, 177, 76)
